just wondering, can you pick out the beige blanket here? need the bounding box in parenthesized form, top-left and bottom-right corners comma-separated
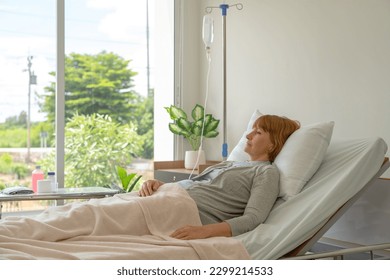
(0, 183, 250, 260)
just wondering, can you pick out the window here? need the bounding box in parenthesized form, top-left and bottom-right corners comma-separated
(0, 0, 174, 214)
(59, 0, 156, 188)
(0, 0, 56, 212)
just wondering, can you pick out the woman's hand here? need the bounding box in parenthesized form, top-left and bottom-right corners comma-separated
(170, 225, 210, 240)
(138, 179, 165, 197)
(170, 222, 232, 240)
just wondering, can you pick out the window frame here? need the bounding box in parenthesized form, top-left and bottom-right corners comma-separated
(55, 0, 65, 190)
(54, 0, 176, 188)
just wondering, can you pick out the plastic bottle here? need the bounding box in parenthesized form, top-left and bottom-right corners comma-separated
(47, 171, 57, 192)
(32, 166, 45, 193)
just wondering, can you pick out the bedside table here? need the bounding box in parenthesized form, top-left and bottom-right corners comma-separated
(154, 160, 219, 182)
(0, 187, 120, 219)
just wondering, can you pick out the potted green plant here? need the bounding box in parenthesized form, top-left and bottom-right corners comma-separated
(165, 104, 220, 169)
(116, 166, 142, 192)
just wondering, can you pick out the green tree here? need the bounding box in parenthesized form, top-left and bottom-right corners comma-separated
(39, 51, 154, 159)
(3, 111, 27, 128)
(39, 114, 144, 188)
(41, 51, 141, 124)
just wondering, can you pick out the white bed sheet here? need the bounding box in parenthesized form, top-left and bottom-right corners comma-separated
(235, 137, 388, 260)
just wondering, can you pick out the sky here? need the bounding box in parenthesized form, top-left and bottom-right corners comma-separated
(0, 0, 154, 122)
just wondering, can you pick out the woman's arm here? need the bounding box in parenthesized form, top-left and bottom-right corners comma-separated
(138, 179, 165, 197)
(226, 166, 279, 236)
(170, 222, 232, 240)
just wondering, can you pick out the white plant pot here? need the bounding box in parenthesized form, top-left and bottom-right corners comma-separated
(185, 150, 206, 170)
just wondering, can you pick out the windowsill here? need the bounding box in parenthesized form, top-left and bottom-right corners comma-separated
(1, 209, 44, 218)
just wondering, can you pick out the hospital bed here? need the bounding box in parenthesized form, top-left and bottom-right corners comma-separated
(228, 111, 390, 259)
(282, 147, 389, 260)
(0, 117, 388, 259)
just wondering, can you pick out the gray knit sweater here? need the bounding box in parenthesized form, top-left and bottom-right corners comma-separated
(183, 161, 279, 236)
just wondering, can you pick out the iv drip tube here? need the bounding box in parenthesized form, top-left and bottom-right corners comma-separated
(205, 3, 243, 160)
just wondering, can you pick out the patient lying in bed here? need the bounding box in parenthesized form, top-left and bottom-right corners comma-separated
(0, 115, 299, 260)
(0, 115, 299, 239)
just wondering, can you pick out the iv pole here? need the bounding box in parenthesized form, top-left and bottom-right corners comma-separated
(205, 3, 243, 160)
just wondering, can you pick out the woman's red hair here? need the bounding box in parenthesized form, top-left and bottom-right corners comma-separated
(253, 115, 300, 162)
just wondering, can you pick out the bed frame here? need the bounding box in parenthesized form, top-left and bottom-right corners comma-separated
(283, 157, 390, 259)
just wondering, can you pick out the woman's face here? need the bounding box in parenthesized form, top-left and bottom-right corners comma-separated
(244, 127, 273, 161)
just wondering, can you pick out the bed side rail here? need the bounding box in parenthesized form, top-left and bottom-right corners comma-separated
(283, 243, 390, 260)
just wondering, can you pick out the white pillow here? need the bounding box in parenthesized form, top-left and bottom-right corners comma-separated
(227, 110, 334, 200)
(274, 121, 334, 200)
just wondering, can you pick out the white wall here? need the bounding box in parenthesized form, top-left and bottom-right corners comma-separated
(183, 0, 390, 175)
(175, 0, 203, 159)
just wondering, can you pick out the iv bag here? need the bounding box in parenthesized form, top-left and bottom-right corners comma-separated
(202, 14, 214, 48)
